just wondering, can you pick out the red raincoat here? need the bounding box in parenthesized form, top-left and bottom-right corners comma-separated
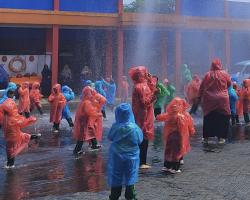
(48, 84, 66, 124)
(199, 59, 231, 116)
(18, 82, 30, 114)
(92, 91, 106, 141)
(241, 79, 250, 113)
(129, 66, 156, 141)
(0, 98, 36, 158)
(156, 97, 195, 162)
(121, 79, 129, 99)
(186, 74, 201, 104)
(233, 83, 243, 116)
(30, 82, 43, 110)
(73, 87, 103, 142)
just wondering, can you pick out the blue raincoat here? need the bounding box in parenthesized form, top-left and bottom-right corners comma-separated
(62, 85, 75, 119)
(231, 75, 240, 86)
(108, 103, 143, 187)
(0, 82, 17, 104)
(0, 64, 9, 90)
(102, 79, 116, 105)
(95, 81, 106, 111)
(228, 85, 238, 115)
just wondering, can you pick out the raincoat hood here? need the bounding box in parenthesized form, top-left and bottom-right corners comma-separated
(115, 103, 135, 124)
(62, 85, 71, 93)
(32, 82, 40, 90)
(193, 74, 200, 81)
(1, 98, 18, 116)
(166, 97, 190, 114)
(128, 66, 148, 84)
(52, 84, 61, 94)
(22, 82, 30, 89)
(210, 59, 222, 71)
(95, 81, 103, 92)
(82, 86, 94, 100)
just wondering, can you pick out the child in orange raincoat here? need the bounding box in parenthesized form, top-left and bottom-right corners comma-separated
(48, 84, 66, 132)
(156, 97, 195, 173)
(30, 82, 43, 115)
(0, 89, 37, 168)
(73, 86, 104, 156)
(241, 79, 250, 124)
(18, 82, 30, 118)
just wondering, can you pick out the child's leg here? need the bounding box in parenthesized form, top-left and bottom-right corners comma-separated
(7, 157, 15, 167)
(154, 108, 161, 117)
(66, 117, 74, 127)
(231, 114, 236, 126)
(102, 110, 106, 118)
(235, 115, 240, 124)
(243, 113, 250, 123)
(164, 160, 173, 169)
(73, 141, 83, 154)
(109, 187, 122, 200)
(125, 185, 137, 200)
(90, 138, 101, 149)
(24, 112, 30, 118)
(139, 139, 149, 166)
(173, 161, 181, 171)
(36, 103, 43, 115)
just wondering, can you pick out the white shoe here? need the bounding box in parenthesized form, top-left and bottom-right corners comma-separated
(140, 164, 151, 169)
(4, 165, 15, 169)
(218, 138, 226, 144)
(180, 160, 184, 165)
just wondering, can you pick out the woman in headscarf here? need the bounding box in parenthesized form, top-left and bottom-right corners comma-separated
(0, 64, 9, 90)
(129, 66, 157, 169)
(199, 59, 231, 144)
(41, 64, 52, 97)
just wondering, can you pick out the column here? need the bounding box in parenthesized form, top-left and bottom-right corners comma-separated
(105, 30, 113, 78)
(208, 33, 214, 62)
(51, 25, 59, 86)
(175, 30, 181, 93)
(54, 0, 59, 11)
(160, 32, 167, 79)
(225, 30, 231, 70)
(117, 28, 124, 98)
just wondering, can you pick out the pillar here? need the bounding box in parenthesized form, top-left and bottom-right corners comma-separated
(160, 32, 167, 79)
(105, 30, 113, 78)
(175, 0, 181, 15)
(225, 30, 231, 70)
(224, 0, 229, 18)
(54, 0, 59, 11)
(175, 30, 181, 93)
(208, 33, 214, 62)
(51, 25, 59, 86)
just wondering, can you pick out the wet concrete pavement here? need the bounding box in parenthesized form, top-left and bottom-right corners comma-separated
(1, 108, 250, 200)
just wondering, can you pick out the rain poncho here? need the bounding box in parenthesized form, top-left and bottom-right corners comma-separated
(62, 85, 75, 120)
(241, 79, 250, 114)
(233, 82, 243, 116)
(186, 75, 201, 104)
(48, 84, 66, 124)
(0, 64, 9, 90)
(18, 82, 30, 114)
(121, 77, 129, 101)
(129, 66, 156, 141)
(0, 82, 17, 104)
(102, 79, 116, 105)
(30, 82, 43, 110)
(95, 81, 106, 111)
(199, 59, 231, 116)
(228, 85, 238, 115)
(163, 79, 176, 107)
(182, 64, 192, 83)
(73, 86, 103, 142)
(156, 97, 195, 162)
(108, 103, 143, 187)
(154, 82, 170, 110)
(0, 98, 36, 158)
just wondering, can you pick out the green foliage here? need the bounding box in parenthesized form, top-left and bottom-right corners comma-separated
(124, 0, 176, 14)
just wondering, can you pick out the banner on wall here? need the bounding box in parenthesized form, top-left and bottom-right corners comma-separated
(0, 55, 51, 77)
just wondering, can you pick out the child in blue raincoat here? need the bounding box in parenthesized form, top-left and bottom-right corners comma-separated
(62, 85, 75, 127)
(102, 78, 116, 111)
(228, 85, 239, 126)
(108, 103, 143, 200)
(95, 81, 107, 119)
(0, 82, 17, 104)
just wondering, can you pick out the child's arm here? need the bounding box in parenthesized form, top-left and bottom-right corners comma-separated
(156, 113, 168, 122)
(48, 94, 55, 102)
(15, 116, 37, 128)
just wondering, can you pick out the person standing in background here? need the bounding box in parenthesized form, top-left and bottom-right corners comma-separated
(41, 64, 51, 97)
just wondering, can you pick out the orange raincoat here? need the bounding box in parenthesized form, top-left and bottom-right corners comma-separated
(18, 82, 30, 114)
(48, 84, 66, 124)
(186, 74, 201, 104)
(0, 98, 36, 158)
(241, 79, 250, 114)
(156, 97, 195, 162)
(73, 86, 103, 142)
(129, 66, 157, 141)
(30, 82, 43, 110)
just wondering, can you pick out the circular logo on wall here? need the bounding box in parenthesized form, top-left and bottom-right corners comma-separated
(2, 56, 7, 62)
(8, 56, 27, 73)
(29, 55, 35, 62)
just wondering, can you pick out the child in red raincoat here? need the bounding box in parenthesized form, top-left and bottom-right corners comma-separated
(156, 97, 195, 173)
(18, 82, 30, 118)
(241, 79, 250, 125)
(30, 82, 43, 115)
(73, 86, 104, 156)
(48, 84, 66, 132)
(0, 89, 37, 168)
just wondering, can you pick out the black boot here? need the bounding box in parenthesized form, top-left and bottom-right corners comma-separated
(7, 157, 15, 167)
(73, 141, 84, 155)
(66, 118, 74, 127)
(90, 138, 101, 150)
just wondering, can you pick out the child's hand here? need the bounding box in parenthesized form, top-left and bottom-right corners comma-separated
(28, 116, 37, 123)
